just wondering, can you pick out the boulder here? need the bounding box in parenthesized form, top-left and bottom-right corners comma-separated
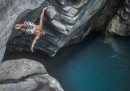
(0, 59, 47, 81)
(0, 59, 63, 91)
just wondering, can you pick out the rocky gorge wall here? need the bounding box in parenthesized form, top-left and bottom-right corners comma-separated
(7, 0, 123, 56)
(0, 0, 64, 91)
(0, 0, 46, 62)
(107, 0, 130, 36)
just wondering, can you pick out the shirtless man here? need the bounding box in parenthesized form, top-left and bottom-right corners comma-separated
(14, 7, 47, 52)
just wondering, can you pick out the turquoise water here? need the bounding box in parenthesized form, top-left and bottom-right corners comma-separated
(4, 32, 130, 91)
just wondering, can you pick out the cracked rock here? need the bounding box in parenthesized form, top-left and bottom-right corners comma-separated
(0, 59, 47, 81)
(0, 59, 64, 91)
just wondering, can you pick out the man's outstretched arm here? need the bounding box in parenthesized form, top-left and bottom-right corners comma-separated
(39, 7, 47, 28)
(30, 36, 40, 52)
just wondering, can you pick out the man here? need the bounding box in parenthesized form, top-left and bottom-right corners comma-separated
(14, 7, 47, 52)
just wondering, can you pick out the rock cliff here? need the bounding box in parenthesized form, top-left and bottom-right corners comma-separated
(7, 0, 122, 56)
(0, 0, 64, 91)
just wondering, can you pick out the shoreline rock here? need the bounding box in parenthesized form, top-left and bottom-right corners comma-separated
(0, 59, 64, 91)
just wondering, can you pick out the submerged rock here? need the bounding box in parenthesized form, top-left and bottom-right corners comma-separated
(0, 59, 64, 91)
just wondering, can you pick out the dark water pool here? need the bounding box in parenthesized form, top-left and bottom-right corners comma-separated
(4, 32, 130, 91)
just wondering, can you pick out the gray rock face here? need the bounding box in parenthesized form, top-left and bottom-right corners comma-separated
(6, 0, 122, 57)
(0, 1, 64, 91)
(0, 59, 47, 81)
(51, 20, 67, 35)
(0, 0, 45, 62)
(106, 0, 130, 36)
(0, 59, 64, 91)
(47, 5, 57, 19)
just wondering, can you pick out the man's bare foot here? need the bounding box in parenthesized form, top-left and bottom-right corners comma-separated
(14, 24, 21, 30)
(30, 47, 34, 52)
(42, 31, 46, 35)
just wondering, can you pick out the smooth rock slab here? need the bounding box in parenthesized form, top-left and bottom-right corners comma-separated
(0, 59, 47, 81)
(47, 5, 57, 19)
(51, 20, 67, 35)
(0, 74, 64, 91)
(0, 59, 64, 91)
(68, 7, 78, 15)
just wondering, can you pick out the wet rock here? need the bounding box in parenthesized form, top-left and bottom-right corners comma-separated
(0, 59, 64, 91)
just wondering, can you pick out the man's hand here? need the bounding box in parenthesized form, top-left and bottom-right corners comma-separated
(43, 7, 47, 11)
(30, 47, 34, 52)
(30, 36, 40, 53)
